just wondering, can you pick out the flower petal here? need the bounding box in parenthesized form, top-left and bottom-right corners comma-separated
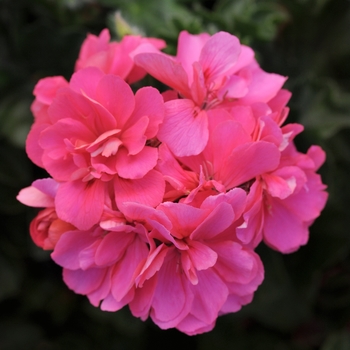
(150, 250, 194, 328)
(127, 86, 165, 139)
(95, 74, 136, 130)
(158, 99, 208, 157)
(199, 31, 241, 83)
(133, 51, 190, 96)
(55, 180, 106, 230)
(115, 146, 158, 179)
(114, 170, 165, 208)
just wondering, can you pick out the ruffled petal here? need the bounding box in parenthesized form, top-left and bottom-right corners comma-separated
(150, 250, 194, 329)
(127, 86, 164, 139)
(51, 229, 99, 269)
(190, 269, 228, 325)
(55, 180, 106, 230)
(199, 31, 241, 83)
(114, 170, 165, 208)
(158, 99, 208, 157)
(115, 146, 158, 179)
(95, 74, 136, 130)
(133, 50, 190, 97)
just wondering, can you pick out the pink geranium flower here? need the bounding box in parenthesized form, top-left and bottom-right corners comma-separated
(75, 28, 166, 84)
(157, 118, 281, 205)
(17, 178, 73, 250)
(17, 27, 328, 336)
(119, 190, 264, 335)
(51, 210, 150, 310)
(133, 30, 286, 156)
(26, 67, 165, 229)
(26, 76, 69, 168)
(237, 129, 328, 253)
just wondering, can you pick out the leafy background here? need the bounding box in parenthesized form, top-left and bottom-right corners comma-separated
(1, 0, 350, 349)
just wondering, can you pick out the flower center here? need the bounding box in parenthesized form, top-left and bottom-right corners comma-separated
(86, 129, 122, 158)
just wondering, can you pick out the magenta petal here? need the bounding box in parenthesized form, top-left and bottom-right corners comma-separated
(218, 74, 248, 99)
(229, 45, 255, 74)
(151, 251, 194, 328)
(63, 267, 106, 295)
(110, 236, 148, 301)
(94, 231, 135, 266)
(158, 202, 206, 239)
(87, 267, 113, 307)
(95, 74, 135, 129)
(32, 178, 58, 198)
(191, 202, 234, 241)
(17, 186, 52, 207)
(127, 87, 165, 139)
(158, 99, 208, 157)
(51, 229, 99, 269)
(187, 241, 218, 271)
(201, 188, 247, 220)
(191, 62, 206, 106)
(176, 31, 210, 83)
(55, 180, 106, 230)
(190, 269, 228, 324)
(220, 141, 280, 189)
(119, 202, 170, 230)
(100, 290, 134, 312)
(114, 170, 165, 208)
(49, 88, 116, 133)
(211, 241, 257, 284)
(207, 120, 251, 173)
(283, 172, 328, 222)
(33, 76, 69, 105)
(69, 67, 104, 98)
(129, 277, 158, 319)
(26, 122, 50, 168)
(17, 178, 58, 208)
(40, 118, 96, 180)
(199, 31, 241, 83)
(133, 52, 190, 97)
(156, 144, 198, 198)
(115, 146, 158, 179)
(120, 116, 148, 155)
(239, 64, 287, 104)
(264, 166, 307, 199)
(307, 145, 326, 170)
(77, 240, 101, 270)
(75, 29, 110, 70)
(47, 88, 91, 123)
(263, 198, 308, 253)
(136, 244, 170, 287)
(40, 117, 96, 152)
(176, 314, 215, 335)
(148, 220, 189, 252)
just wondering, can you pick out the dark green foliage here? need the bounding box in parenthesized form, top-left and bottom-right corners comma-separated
(1, 0, 349, 348)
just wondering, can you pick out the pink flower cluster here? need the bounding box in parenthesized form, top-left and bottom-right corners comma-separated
(17, 29, 328, 335)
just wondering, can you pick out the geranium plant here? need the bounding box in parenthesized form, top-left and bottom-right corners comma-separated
(17, 28, 328, 335)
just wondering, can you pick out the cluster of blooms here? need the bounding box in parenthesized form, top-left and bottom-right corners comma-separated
(17, 28, 328, 335)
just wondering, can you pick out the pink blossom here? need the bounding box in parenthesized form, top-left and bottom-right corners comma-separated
(119, 190, 264, 335)
(133, 30, 286, 156)
(17, 178, 73, 250)
(237, 140, 328, 253)
(26, 67, 165, 229)
(27, 76, 69, 168)
(157, 118, 281, 205)
(17, 28, 329, 336)
(75, 29, 166, 84)
(51, 212, 149, 310)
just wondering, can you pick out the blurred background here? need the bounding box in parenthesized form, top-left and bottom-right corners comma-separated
(1, 0, 350, 349)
